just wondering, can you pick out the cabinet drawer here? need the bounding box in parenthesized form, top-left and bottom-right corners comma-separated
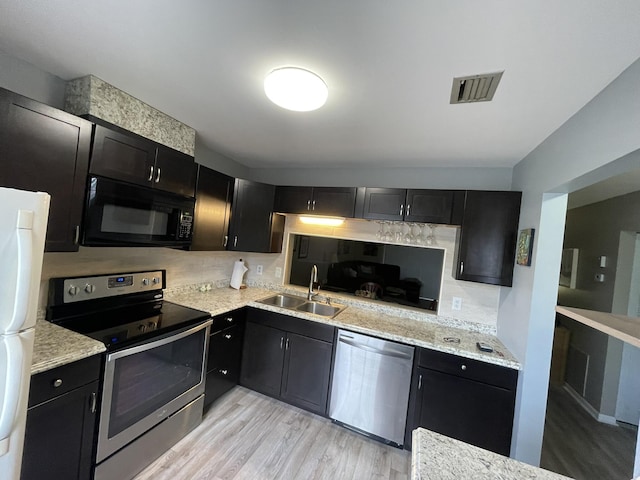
(211, 308, 246, 333)
(417, 348, 517, 390)
(207, 325, 243, 371)
(29, 355, 101, 407)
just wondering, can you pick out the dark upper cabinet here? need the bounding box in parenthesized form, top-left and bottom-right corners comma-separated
(0, 88, 92, 252)
(360, 188, 406, 221)
(228, 179, 284, 253)
(240, 308, 335, 415)
(455, 191, 522, 287)
(405, 348, 517, 455)
(275, 186, 357, 217)
(22, 355, 101, 480)
(191, 165, 234, 251)
(359, 188, 462, 224)
(88, 122, 196, 197)
(154, 146, 198, 197)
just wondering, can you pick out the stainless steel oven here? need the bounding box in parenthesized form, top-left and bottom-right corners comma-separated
(47, 270, 212, 480)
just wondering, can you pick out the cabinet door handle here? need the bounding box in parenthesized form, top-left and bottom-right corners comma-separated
(147, 165, 154, 182)
(417, 374, 422, 391)
(155, 167, 161, 183)
(406, 204, 411, 216)
(219, 369, 228, 376)
(307, 200, 311, 211)
(224, 334, 232, 340)
(285, 338, 290, 350)
(73, 225, 80, 245)
(461, 364, 467, 371)
(400, 204, 404, 216)
(280, 336, 284, 349)
(233, 236, 238, 248)
(90, 392, 97, 414)
(226, 317, 233, 323)
(53, 378, 63, 388)
(223, 235, 228, 247)
(312, 200, 316, 211)
(460, 261, 464, 275)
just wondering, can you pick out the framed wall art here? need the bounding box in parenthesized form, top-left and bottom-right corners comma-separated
(516, 228, 535, 266)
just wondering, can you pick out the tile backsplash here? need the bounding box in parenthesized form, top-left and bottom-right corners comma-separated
(40, 216, 501, 331)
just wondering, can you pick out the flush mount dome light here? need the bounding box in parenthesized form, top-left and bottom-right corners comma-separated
(264, 67, 328, 112)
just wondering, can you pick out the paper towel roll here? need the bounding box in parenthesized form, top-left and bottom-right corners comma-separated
(230, 259, 248, 290)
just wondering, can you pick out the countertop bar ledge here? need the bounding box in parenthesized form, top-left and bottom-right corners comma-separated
(411, 428, 571, 479)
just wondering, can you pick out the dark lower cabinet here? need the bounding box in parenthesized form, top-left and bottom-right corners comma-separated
(22, 355, 101, 480)
(204, 309, 246, 407)
(0, 88, 92, 252)
(240, 308, 335, 415)
(455, 190, 522, 287)
(405, 348, 517, 455)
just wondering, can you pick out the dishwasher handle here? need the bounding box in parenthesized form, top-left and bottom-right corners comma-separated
(338, 335, 413, 360)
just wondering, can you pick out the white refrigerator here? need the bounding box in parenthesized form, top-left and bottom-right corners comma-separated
(0, 187, 50, 480)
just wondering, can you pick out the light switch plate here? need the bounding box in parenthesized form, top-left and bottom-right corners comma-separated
(452, 297, 462, 310)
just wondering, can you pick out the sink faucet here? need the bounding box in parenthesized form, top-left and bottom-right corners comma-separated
(308, 264, 319, 300)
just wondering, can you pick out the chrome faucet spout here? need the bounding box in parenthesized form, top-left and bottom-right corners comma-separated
(308, 264, 319, 300)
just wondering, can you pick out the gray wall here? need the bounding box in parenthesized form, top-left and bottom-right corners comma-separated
(195, 138, 251, 179)
(0, 51, 66, 108)
(560, 191, 640, 311)
(503, 56, 640, 466)
(557, 191, 640, 417)
(251, 165, 513, 189)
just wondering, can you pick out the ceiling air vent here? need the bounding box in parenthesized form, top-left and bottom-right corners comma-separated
(450, 71, 503, 104)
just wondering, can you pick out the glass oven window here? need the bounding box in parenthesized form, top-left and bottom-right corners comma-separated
(107, 327, 205, 438)
(101, 204, 169, 235)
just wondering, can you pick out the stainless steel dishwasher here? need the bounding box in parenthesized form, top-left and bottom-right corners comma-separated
(329, 329, 415, 447)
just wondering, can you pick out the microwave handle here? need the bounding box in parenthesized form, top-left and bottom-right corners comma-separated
(147, 165, 154, 182)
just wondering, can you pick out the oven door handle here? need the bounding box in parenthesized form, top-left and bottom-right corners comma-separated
(106, 319, 213, 362)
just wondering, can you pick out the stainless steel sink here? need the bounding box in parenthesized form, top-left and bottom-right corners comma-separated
(257, 293, 345, 318)
(257, 294, 306, 309)
(295, 302, 342, 317)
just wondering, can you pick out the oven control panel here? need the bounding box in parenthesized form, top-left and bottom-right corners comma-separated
(60, 270, 165, 303)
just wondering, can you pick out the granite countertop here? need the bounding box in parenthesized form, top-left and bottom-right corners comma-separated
(32, 320, 106, 375)
(411, 428, 571, 479)
(31, 284, 520, 375)
(165, 285, 520, 370)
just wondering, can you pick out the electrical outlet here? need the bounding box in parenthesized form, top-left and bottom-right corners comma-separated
(256, 265, 263, 275)
(452, 297, 462, 311)
(275, 267, 282, 278)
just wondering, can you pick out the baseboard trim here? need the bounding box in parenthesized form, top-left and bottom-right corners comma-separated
(563, 383, 618, 426)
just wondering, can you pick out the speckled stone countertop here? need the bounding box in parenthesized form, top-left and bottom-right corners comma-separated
(165, 285, 520, 370)
(31, 320, 106, 375)
(411, 428, 571, 479)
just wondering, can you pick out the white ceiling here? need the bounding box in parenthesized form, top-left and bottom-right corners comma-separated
(1, 1, 640, 170)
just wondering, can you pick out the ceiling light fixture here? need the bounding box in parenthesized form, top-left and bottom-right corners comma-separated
(299, 216, 344, 227)
(264, 67, 328, 112)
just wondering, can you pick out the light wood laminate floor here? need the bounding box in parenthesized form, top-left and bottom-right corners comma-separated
(540, 384, 638, 480)
(134, 387, 410, 480)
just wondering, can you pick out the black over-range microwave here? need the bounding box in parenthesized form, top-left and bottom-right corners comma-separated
(82, 176, 195, 248)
